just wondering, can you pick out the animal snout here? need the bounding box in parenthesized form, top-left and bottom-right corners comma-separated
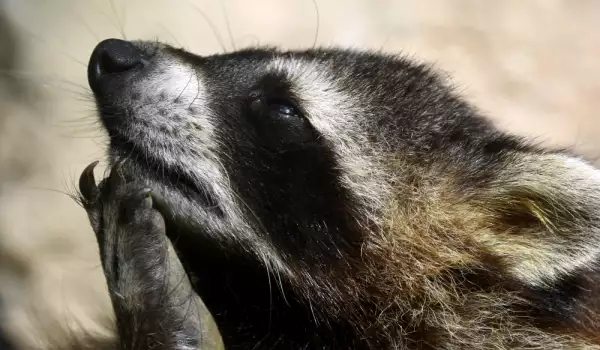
(87, 39, 145, 94)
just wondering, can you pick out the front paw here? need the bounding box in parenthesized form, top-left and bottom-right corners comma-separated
(77, 161, 223, 349)
(78, 161, 168, 288)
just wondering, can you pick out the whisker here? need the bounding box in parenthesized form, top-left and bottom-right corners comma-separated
(182, 0, 227, 53)
(156, 22, 183, 48)
(70, 8, 100, 42)
(15, 23, 87, 67)
(0, 69, 89, 91)
(0, 70, 92, 100)
(51, 0, 100, 42)
(221, 0, 236, 51)
(236, 34, 261, 49)
(82, 0, 126, 37)
(310, 0, 320, 49)
(176, 72, 195, 102)
(188, 70, 201, 109)
(23, 186, 80, 202)
(108, 0, 127, 40)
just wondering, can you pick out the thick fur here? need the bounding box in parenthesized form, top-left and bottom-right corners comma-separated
(77, 39, 600, 349)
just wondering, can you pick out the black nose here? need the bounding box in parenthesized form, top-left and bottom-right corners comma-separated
(88, 39, 144, 93)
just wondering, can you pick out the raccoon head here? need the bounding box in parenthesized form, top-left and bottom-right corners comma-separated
(86, 39, 399, 277)
(87, 39, 600, 341)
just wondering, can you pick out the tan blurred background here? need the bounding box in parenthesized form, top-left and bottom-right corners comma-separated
(0, 0, 599, 348)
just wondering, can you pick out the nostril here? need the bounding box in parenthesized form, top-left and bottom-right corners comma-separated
(88, 38, 145, 93)
(99, 48, 141, 74)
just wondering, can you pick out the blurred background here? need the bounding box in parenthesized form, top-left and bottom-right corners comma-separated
(0, 0, 599, 348)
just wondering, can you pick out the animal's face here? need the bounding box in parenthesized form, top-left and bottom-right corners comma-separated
(87, 39, 600, 348)
(88, 39, 437, 271)
(88, 38, 600, 296)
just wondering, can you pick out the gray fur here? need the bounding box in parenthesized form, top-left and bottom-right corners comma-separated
(76, 39, 600, 349)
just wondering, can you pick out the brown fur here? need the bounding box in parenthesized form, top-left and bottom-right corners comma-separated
(279, 150, 600, 349)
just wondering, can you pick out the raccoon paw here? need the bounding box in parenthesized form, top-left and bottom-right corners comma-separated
(79, 160, 167, 288)
(78, 161, 221, 349)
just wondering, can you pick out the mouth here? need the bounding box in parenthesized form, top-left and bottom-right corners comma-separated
(108, 134, 220, 213)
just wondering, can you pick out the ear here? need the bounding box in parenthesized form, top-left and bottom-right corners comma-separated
(476, 152, 600, 287)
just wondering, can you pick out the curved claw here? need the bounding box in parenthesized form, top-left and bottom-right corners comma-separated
(79, 160, 100, 204)
(106, 159, 127, 193)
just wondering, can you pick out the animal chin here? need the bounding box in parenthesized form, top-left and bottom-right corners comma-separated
(110, 136, 221, 218)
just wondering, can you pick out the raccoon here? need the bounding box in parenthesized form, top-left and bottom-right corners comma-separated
(76, 38, 600, 349)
